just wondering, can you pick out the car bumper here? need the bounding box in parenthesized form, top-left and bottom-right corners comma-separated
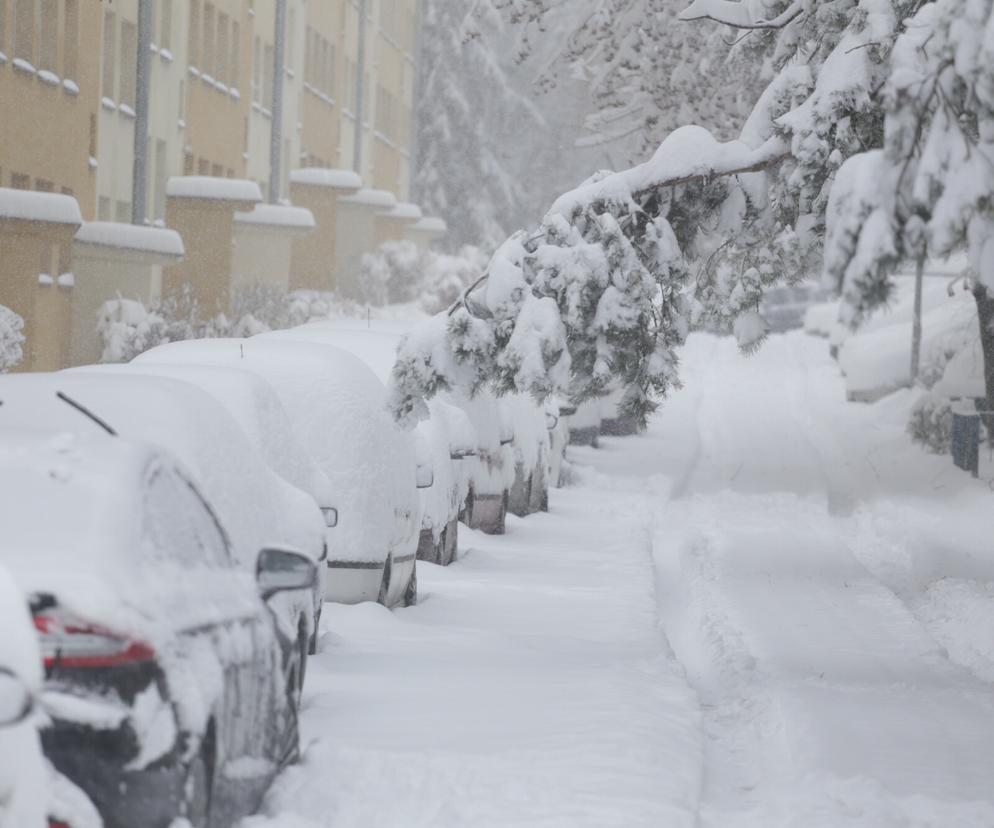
(324, 561, 386, 604)
(43, 723, 186, 828)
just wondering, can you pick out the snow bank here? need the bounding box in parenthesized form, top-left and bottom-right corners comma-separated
(74, 221, 185, 258)
(0, 187, 82, 225)
(166, 176, 262, 203)
(289, 168, 362, 190)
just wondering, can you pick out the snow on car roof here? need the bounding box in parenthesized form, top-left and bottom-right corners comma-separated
(78, 362, 335, 507)
(134, 337, 417, 564)
(0, 372, 323, 571)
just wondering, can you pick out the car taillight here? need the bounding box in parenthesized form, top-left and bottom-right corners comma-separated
(49, 821, 71, 828)
(33, 610, 155, 669)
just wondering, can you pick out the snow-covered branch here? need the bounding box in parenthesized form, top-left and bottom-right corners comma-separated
(678, 0, 804, 29)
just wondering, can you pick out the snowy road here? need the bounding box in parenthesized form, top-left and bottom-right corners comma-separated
(247, 331, 994, 827)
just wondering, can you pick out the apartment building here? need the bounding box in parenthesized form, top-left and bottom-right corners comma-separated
(0, 0, 431, 372)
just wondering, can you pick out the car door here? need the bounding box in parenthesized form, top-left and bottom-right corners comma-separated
(142, 463, 288, 821)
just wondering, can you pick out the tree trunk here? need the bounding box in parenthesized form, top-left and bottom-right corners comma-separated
(975, 284, 994, 446)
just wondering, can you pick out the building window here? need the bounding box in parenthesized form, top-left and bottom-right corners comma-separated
(39, 0, 56, 72)
(35, 178, 53, 192)
(98, 195, 111, 220)
(210, 162, 222, 178)
(88, 113, 96, 157)
(11, 172, 30, 189)
(14, 0, 34, 62)
(286, 8, 294, 66)
(202, 2, 215, 77)
(63, 0, 78, 79)
(216, 13, 228, 85)
(153, 139, 167, 220)
(252, 35, 261, 103)
(159, 0, 172, 51)
(184, 151, 195, 175)
(115, 200, 131, 223)
(120, 20, 137, 109)
(0, 0, 7, 54)
(101, 10, 115, 99)
(188, 0, 200, 67)
(197, 157, 209, 175)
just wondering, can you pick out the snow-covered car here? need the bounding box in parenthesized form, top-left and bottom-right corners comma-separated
(0, 429, 315, 828)
(0, 565, 46, 828)
(260, 323, 476, 565)
(505, 394, 554, 517)
(546, 398, 570, 489)
(0, 372, 327, 672)
(135, 338, 422, 607)
(568, 399, 602, 447)
(82, 361, 339, 653)
(598, 386, 640, 437)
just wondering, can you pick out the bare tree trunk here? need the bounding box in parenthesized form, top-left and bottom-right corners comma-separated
(975, 283, 994, 447)
(911, 258, 924, 383)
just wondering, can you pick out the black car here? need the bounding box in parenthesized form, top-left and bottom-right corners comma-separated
(0, 429, 315, 828)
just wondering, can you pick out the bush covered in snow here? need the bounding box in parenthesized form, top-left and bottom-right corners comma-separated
(97, 284, 364, 363)
(358, 241, 486, 313)
(0, 305, 25, 373)
(908, 393, 955, 454)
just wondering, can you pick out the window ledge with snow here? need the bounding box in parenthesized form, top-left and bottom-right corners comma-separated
(38, 274, 54, 286)
(101, 97, 117, 111)
(188, 66, 200, 77)
(89, 156, 98, 170)
(57, 273, 75, 289)
(13, 58, 37, 76)
(38, 69, 59, 87)
(62, 78, 79, 95)
(160, 48, 174, 64)
(0, 51, 7, 64)
(119, 103, 136, 119)
(229, 87, 240, 100)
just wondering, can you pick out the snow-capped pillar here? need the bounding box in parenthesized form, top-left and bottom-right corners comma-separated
(288, 168, 362, 293)
(164, 177, 262, 316)
(403, 216, 448, 256)
(69, 223, 185, 366)
(233, 205, 316, 296)
(335, 188, 398, 299)
(0, 189, 83, 372)
(375, 202, 424, 248)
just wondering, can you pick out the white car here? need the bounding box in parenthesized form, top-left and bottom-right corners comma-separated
(0, 372, 326, 671)
(261, 323, 477, 565)
(135, 338, 423, 607)
(83, 361, 338, 653)
(505, 393, 555, 517)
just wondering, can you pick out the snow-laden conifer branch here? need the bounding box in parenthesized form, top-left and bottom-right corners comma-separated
(678, 0, 804, 30)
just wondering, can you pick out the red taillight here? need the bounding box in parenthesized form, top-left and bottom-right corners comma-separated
(49, 821, 71, 828)
(33, 610, 155, 669)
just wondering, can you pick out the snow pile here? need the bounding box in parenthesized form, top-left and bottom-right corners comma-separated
(289, 168, 362, 190)
(165, 177, 261, 203)
(0, 187, 82, 225)
(0, 306, 25, 373)
(74, 222, 185, 258)
(0, 566, 47, 828)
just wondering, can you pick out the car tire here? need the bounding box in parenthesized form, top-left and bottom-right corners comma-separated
(443, 519, 458, 565)
(463, 490, 475, 528)
(296, 630, 308, 705)
(403, 563, 418, 607)
(183, 744, 213, 828)
(377, 555, 392, 606)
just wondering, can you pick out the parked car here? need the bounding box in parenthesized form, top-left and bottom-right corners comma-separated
(0, 372, 326, 677)
(135, 338, 422, 607)
(82, 362, 339, 653)
(0, 429, 315, 828)
(261, 323, 476, 566)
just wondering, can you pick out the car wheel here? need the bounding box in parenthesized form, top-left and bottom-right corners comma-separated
(403, 563, 418, 607)
(443, 520, 458, 565)
(183, 745, 213, 828)
(377, 555, 393, 606)
(296, 630, 308, 704)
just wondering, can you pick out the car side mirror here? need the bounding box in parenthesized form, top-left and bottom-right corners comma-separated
(558, 405, 577, 417)
(256, 548, 317, 601)
(320, 506, 339, 529)
(0, 667, 34, 727)
(545, 413, 560, 431)
(499, 433, 515, 446)
(416, 462, 435, 490)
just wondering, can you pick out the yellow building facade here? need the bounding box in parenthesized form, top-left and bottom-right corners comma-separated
(0, 0, 430, 372)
